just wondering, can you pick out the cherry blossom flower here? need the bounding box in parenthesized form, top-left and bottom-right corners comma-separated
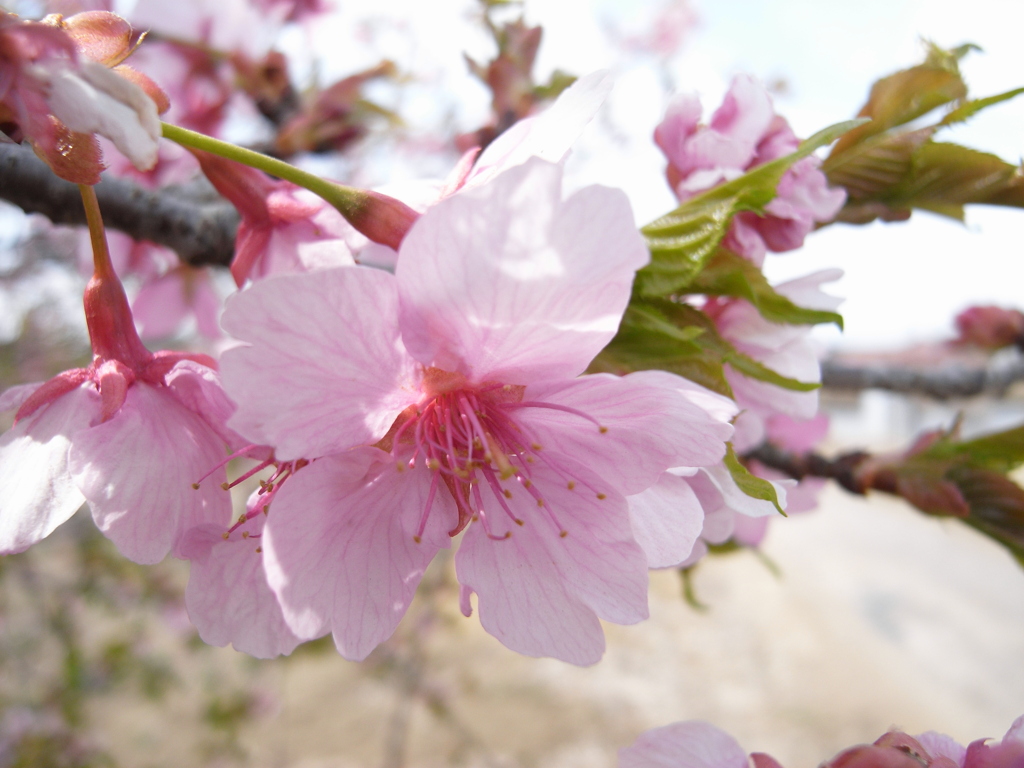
(0, 219, 231, 564)
(219, 157, 734, 664)
(191, 150, 356, 285)
(654, 74, 846, 265)
(705, 269, 842, 453)
(0, 11, 163, 184)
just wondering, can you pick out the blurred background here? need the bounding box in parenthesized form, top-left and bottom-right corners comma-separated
(0, 0, 1022, 765)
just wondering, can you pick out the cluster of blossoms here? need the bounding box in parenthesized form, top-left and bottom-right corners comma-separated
(620, 716, 1024, 768)
(0, 5, 851, 667)
(652, 75, 847, 554)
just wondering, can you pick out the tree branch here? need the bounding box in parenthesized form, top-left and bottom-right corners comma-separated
(0, 142, 238, 268)
(746, 442, 870, 495)
(820, 356, 1024, 399)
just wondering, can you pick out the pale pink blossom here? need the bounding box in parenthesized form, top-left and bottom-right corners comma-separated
(193, 151, 354, 286)
(654, 75, 846, 265)
(0, 241, 231, 564)
(620, 721, 782, 768)
(706, 269, 842, 453)
(219, 158, 733, 663)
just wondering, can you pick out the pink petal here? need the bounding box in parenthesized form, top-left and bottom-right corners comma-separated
(628, 471, 704, 568)
(620, 721, 752, 768)
(916, 732, 967, 767)
(730, 511, 771, 547)
(397, 158, 648, 384)
(162, 360, 249, 452)
(1006, 716, 1024, 744)
(468, 70, 612, 190)
(456, 463, 648, 664)
(263, 450, 457, 660)
(133, 271, 190, 339)
(68, 383, 232, 564)
(183, 513, 303, 659)
(0, 385, 97, 554)
(515, 370, 732, 496)
(0, 382, 44, 413)
(220, 268, 419, 460)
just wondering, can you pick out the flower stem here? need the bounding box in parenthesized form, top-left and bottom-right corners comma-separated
(78, 184, 114, 278)
(160, 122, 364, 218)
(160, 122, 418, 250)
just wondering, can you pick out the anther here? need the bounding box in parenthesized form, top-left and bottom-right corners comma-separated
(567, 481, 576, 490)
(191, 482, 200, 490)
(255, 546, 262, 553)
(238, 514, 247, 524)
(413, 535, 422, 544)
(531, 443, 542, 451)
(515, 519, 524, 526)
(502, 489, 513, 499)
(220, 482, 230, 490)
(597, 493, 607, 500)
(242, 531, 249, 539)
(537, 499, 544, 507)
(559, 530, 568, 538)
(222, 532, 230, 540)
(599, 426, 608, 434)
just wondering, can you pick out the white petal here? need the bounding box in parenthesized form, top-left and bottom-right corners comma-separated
(0, 385, 97, 554)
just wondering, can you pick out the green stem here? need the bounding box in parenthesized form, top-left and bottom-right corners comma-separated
(160, 122, 363, 218)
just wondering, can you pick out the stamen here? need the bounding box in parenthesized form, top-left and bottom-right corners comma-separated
(192, 443, 264, 488)
(503, 400, 607, 432)
(414, 471, 441, 543)
(482, 468, 523, 526)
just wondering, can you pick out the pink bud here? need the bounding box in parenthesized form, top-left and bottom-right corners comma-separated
(955, 305, 1024, 350)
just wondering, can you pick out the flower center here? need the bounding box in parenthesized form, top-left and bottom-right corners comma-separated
(383, 367, 608, 544)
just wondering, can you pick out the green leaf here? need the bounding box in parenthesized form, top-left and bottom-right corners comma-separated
(939, 86, 1024, 126)
(637, 119, 866, 297)
(829, 41, 970, 159)
(924, 425, 1024, 473)
(723, 444, 785, 515)
(591, 303, 732, 395)
(590, 299, 822, 395)
(823, 126, 933, 201)
(686, 250, 843, 328)
(949, 467, 1024, 567)
(890, 142, 1024, 217)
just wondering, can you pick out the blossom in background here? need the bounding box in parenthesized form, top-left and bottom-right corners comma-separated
(216, 157, 734, 664)
(191, 150, 355, 285)
(654, 74, 846, 265)
(706, 269, 842, 453)
(0, 230, 232, 565)
(619, 716, 1024, 768)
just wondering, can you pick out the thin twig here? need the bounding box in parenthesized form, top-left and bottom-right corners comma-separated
(820, 357, 1024, 399)
(0, 142, 238, 267)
